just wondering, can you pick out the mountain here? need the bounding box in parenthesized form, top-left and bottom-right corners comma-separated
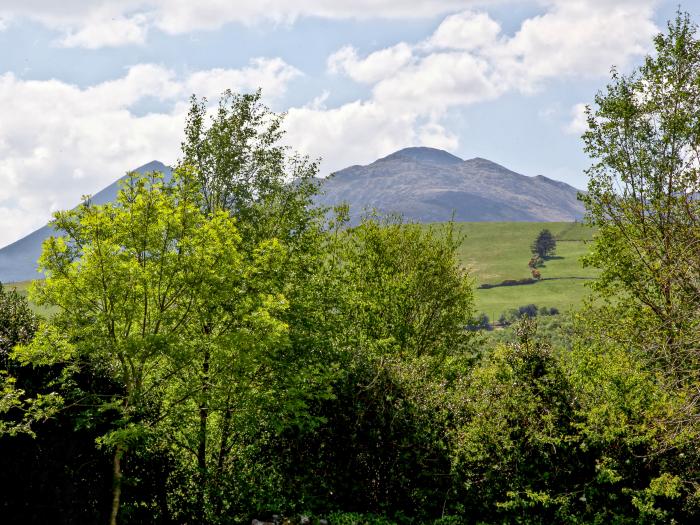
(0, 149, 584, 284)
(0, 161, 171, 283)
(316, 147, 585, 223)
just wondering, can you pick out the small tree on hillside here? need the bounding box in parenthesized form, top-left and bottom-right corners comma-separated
(531, 229, 556, 259)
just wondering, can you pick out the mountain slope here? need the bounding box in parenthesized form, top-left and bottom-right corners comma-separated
(0, 161, 171, 283)
(0, 149, 584, 283)
(316, 147, 585, 223)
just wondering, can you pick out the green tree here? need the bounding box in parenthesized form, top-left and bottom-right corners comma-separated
(266, 218, 477, 520)
(531, 229, 556, 259)
(580, 11, 700, 448)
(0, 283, 61, 436)
(16, 169, 287, 525)
(175, 90, 334, 521)
(451, 320, 580, 522)
(179, 89, 322, 247)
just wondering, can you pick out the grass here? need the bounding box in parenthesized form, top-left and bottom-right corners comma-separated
(5, 280, 32, 296)
(6, 222, 597, 320)
(4, 280, 57, 317)
(435, 222, 598, 319)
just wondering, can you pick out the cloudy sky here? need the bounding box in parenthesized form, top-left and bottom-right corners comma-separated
(0, 0, 695, 247)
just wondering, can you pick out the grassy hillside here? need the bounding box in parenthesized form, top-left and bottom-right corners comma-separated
(7, 280, 31, 294)
(445, 221, 597, 319)
(6, 222, 596, 319)
(5, 280, 57, 317)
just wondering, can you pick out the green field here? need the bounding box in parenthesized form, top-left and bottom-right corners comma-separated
(6, 222, 597, 319)
(446, 222, 598, 319)
(7, 280, 31, 294)
(4, 280, 56, 316)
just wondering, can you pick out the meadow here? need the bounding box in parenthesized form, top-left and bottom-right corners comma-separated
(431, 221, 597, 318)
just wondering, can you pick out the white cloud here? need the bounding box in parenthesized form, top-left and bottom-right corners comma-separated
(300, 0, 657, 172)
(58, 13, 149, 48)
(371, 51, 502, 113)
(0, 0, 658, 51)
(328, 43, 414, 84)
(565, 103, 589, 135)
(0, 58, 299, 247)
(424, 10, 501, 51)
(285, 100, 457, 174)
(148, 1, 478, 32)
(498, 0, 658, 90)
(332, 1, 657, 98)
(0, 0, 482, 47)
(186, 58, 301, 100)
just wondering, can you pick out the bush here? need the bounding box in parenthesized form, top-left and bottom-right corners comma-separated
(327, 512, 398, 525)
(466, 313, 492, 331)
(497, 304, 560, 325)
(478, 278, 536, 289)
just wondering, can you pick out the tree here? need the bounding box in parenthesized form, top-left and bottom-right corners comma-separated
(264, 217, 476, 520)
(0, 283, 61, 436)
(179, 89, 322, 248)
(451, 319, 581, 522)
(176, 90, 332, 521)
(580, 11, 700, 449)
(531, 229, 556, 259)
(17, 169, 287, 525)
(528, 254, 544, 268)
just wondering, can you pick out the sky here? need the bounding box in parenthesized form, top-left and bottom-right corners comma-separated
(0, 0, 696, 247)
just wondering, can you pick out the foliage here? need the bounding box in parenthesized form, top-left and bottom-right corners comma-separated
(261, 217, 476, 522)
(466, 313, 492, 331)
(580, 10, 700, 450)
(497, 303, 559, 326)
(0, 282, 62, 436)
(175, 89, 340, 522)
(15, 168, 289, 523)
(450, 319, 582, 522)
(179, 88, 322, 248)
(528, 255, 544, 268)
(478, 277, 537, 289)
(531, 229, 556, 259)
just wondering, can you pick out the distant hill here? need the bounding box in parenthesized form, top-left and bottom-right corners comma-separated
(0, 161, 171, 283)
(316, 147, 585, 223)
(0, 149, 584, 284)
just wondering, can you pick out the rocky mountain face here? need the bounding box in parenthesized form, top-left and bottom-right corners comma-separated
(0, 161, 171, 283)
(0, 149, 584, 283)
(316, 147, 585, 223)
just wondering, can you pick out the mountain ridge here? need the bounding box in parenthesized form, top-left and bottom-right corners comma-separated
(315, 147, 584, 224)
(0, 161, 171, 283)
(0, 149, 584, 283)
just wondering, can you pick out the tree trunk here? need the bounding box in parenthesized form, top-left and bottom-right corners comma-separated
(109, 444, 124, 525)
(212, 401, 233, 516)
(197, 349, 210, 514)
(217, 401, 233, 473)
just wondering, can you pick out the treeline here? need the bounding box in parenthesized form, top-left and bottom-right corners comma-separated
(2, 12, 700, 525)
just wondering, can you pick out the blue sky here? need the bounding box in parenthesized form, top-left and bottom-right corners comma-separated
(0, 0, 696, 247)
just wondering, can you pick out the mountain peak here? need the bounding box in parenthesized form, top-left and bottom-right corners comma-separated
(135, 160, 169, 173)
(317, 150, 585, 226)
(379, 147, 464, 165)
(463, 157, 509, 170)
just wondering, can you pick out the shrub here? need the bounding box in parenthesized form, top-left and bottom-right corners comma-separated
(498, 304, 560, 325)
(466, 313, 492, 331)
